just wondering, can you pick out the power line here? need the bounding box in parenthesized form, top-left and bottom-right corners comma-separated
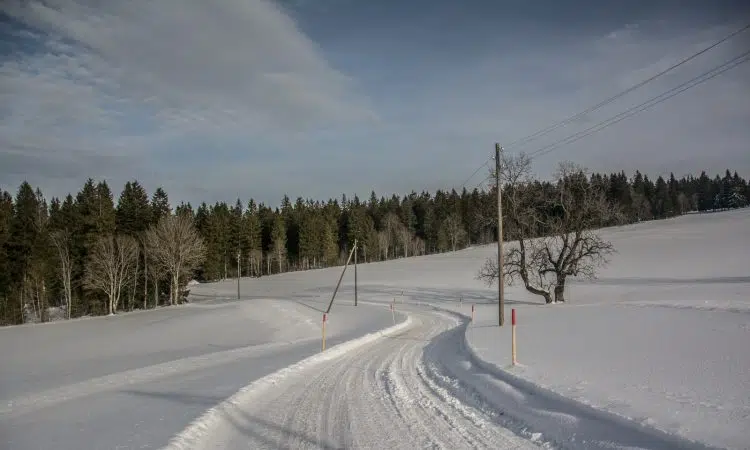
(454, 22, 750, 191)
(505, 22, 750, 150)
(458, 159, 491, 190)
(466, 49, 749, 191)
(526, 49, 750, 161)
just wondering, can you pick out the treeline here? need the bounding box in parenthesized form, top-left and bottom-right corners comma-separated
(0, 168, 747, 325)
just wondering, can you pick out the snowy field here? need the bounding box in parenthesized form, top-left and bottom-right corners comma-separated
(1, 208, 748, 449)
(349, 207, 748, 450)
(0, 286, 402, 449)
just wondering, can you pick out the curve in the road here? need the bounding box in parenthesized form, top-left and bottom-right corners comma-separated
(164, 308, 538, 450)
(164, 305, 722, 450)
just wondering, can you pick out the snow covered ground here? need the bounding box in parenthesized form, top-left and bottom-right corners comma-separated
(0, 288, 402, 449)
(347, 207, 749, 450)
(2, 208, 747, 449)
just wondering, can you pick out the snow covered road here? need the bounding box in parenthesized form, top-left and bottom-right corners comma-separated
(167, 304, 725, 450)
(167, 306, 539, 450)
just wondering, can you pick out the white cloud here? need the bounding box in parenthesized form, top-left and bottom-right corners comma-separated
(0, 0, 376, 197)
(1, 2, 748, 206)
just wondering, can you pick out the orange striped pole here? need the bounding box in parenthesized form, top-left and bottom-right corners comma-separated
(511, 309, 517, 365)
(322, 313, 327, 351)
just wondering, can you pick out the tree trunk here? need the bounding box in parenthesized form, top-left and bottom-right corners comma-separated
(170, 273, 177, 305)
(143, 256, 148, 310)
(554, 275, 566, 303)
(130, 256, 139, 311)
(153, 278, 159, 309)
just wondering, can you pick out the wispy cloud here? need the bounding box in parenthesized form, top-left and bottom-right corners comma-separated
(1, 0, 376, 200)
(1, 1, 748, 205)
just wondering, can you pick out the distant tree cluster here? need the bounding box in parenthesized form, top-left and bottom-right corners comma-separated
(0, 180, 205, 325)
(0, 167, 747, 325)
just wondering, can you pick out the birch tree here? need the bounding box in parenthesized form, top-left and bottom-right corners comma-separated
(440, 213, 467, 252)
(83, 234, 139, 315)
(146, 214, 206, 305)
(49, 230, 73, 319)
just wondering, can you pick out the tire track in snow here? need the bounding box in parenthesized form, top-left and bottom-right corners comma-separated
(422, 308, 722, 450)
(168, 308, 540, 449)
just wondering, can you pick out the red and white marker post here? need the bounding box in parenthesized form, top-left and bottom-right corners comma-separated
(511, 308, 517, 366)
(322, 313, 327, 351)
(390, 300, 396, 325)
(471, 303, 475, 322)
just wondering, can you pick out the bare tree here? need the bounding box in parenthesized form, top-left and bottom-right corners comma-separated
(378, 213, 402, 259)
(84, 234, 139, 315)
(49, 230, 73, 319)
(272, 239, 286, 273)
(478, 157, 620, 304)
(377, 230, 389, 260)
(398, 225, 412, 258)
(139, 232, 149, 310)
(249, 249, 263, 276)
(440, 213, 467, 252)
(128, 245, 140, 311)
(146, 214, 206, 306)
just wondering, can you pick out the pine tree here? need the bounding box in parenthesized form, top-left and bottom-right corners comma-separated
(7, 182, 43, 323)
(0, 190, 14, 324)
(151, 187, 171, 224)
(116, 181, 151, 235)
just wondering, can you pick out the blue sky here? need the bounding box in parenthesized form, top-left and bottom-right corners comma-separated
(1, 0, 749, 207)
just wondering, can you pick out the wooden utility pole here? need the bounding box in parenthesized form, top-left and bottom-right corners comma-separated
(496, 143, 505, 326)
(354, 239, 358, 306)
(326, 245, 356, 314)
(237, 250, 241, 300)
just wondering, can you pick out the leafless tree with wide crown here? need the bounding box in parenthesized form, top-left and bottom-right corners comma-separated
(478, 153, 621, 304)
(83, 234, 139, 315)
(145, 214, 207, 306)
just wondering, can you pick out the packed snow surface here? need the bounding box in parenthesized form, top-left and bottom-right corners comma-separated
(0, 293, 402, 449)
(1, 208, 748, 449)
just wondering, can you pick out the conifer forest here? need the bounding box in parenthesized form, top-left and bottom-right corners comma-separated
(0, 168, 747, 326)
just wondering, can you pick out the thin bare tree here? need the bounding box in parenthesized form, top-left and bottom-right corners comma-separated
(398, 225, 412, 258)
(139, 232, 149, 309)
(83, 234, 139, 315)
(478, 157, 621, 304)
(49, 230, 73, 319)
(377, 230, 389, 260)
(145, 214, 206, 306)
(128, 245, 140, 311)
(440, 213, 467, 252)
(249, 249, 263, 276)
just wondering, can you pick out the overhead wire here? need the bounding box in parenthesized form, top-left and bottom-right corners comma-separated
(525, 49, 750, 161)
(454, 22, 750, 190)
(504, 22, 750, 151)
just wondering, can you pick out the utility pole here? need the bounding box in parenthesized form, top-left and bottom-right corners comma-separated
(496, 143, 505, 326)
(354, 239, 358, 306)
(237, 249, 241, 300)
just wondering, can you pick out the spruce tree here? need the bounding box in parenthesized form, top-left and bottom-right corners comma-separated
(0, 191, 14, 324)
